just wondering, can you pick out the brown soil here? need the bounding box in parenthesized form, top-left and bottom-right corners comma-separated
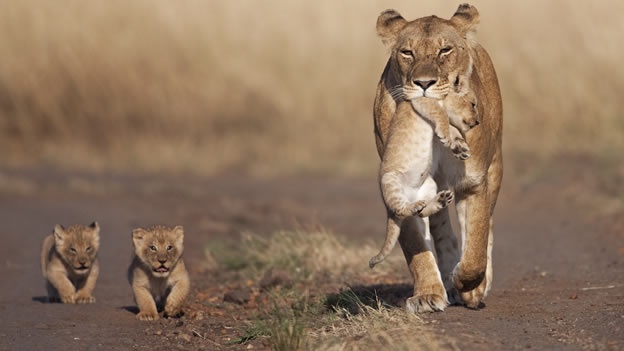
(0, 166, 622, 351)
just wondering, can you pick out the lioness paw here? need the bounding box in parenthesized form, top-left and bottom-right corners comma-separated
(136, 311, 159, 321)
(405, 294, 448, 313)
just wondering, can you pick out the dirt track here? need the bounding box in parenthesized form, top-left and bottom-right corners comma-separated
(0, 169, 622, 350)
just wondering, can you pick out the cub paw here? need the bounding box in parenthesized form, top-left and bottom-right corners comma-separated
(451, 138, 471, 160)
(60, 294, 76, 304)
(164, 307, 184, 319)
(410, 200, 428, 216)
(436, 190, 454, 208)
(136, 311, 159, 321)
(75, 293, 96, 304)
(405, 293, 448, 313)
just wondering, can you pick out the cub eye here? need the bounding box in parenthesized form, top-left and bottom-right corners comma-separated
(86, 246, 92, 252)
(70, 248, 77, 253)
(439, 47, 453, 56)
(149, 245, 157, 251)
(400, 49, 413, 58)
(166, 245, 173, 251)
(471, 102, 478, 110)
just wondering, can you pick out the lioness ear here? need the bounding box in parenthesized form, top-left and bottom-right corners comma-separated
(450, 4, 479, 40)
(173, 225, 184, 244)
(376, 9, 407, 48)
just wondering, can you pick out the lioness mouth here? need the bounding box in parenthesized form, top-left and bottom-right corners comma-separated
(155, 266, 169, 273)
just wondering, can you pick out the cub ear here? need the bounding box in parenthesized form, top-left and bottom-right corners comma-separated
(173, 225, 184, 243)
(53, 224, 65, 242)
(376, 9, 407, 48)
(89, 221, 100, 232)
(132, 228, 146, 245)
(450, 3, 480, 39)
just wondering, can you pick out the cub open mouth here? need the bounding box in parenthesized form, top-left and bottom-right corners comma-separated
(154, 266, 169, 273)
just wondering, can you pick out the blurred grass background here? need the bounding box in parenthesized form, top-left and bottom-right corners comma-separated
(0, 0, 622, 177)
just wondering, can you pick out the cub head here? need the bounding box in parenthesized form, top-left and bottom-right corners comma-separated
(448, 78, 480, 132)
(53, 222, 100, 275)
(132, 225, 184, 278)
(377, 4, 479, 101)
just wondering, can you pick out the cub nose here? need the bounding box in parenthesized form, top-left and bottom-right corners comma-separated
(413, 79, 437, 91)
(158, 258, 167, 264)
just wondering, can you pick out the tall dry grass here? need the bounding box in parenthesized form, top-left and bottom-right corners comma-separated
(0, 0, 622, 176)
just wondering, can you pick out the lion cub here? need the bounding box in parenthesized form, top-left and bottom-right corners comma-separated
(370, 82, 479, 269)
(41, 222, 100, 303)
(128, 225, 190, 321)
(412, 76, 480, 160)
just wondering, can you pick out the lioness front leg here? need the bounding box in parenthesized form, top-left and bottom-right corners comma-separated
(399, 216, 448, 313)
(164, 275, 190, 318)
(453, 190, 492, 309)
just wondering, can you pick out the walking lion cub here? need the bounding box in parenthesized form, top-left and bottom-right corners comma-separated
(128, 225, 190, 321)
(41, 222, 100, 304)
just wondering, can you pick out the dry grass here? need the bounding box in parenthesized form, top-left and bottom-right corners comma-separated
(0, 0, 622, 176)
(207, 229, 447, 350)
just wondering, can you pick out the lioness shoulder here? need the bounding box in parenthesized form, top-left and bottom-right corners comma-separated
(128, 225, 190, 321)
(41, 222, 100, 304)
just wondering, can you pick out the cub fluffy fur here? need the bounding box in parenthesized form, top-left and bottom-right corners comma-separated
(369, 100, 455, 269)
(40, 222, 100, 304)
(128, 225, 190, 321)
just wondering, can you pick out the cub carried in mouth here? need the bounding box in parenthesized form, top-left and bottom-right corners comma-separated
(128, 225, 190, 321)
(41, 222, 100, 304)
(369, 79, 480, 269)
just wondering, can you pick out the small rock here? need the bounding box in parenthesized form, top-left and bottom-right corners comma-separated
(224, 287, 251, 305)
(178, 333, 192, 342)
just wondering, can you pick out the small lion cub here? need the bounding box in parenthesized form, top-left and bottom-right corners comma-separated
(41, 222, 100, 304)
(128, 225, 190, 321)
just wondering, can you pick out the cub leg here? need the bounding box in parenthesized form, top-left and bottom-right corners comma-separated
(46, 270, 76, 304)
(75, 260, 98, 304)
(133, 285, 159, 321)
(164, 267, 190, 318)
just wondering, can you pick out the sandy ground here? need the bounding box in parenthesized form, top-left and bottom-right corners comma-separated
(0, 168, 622, 350)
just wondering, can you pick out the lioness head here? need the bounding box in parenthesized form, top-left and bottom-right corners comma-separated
(378, 4, 479, 101)
(132, 225, 184, 278)
(54, 222, 100, 275)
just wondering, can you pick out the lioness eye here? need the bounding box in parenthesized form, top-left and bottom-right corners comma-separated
(439, 47, 453, 56)
(400, 50, 413, 58)
(149, 245, 157, 251)
(167, 246, 173, 251)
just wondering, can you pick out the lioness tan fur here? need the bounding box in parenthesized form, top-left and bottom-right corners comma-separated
(369, 79, 480, 270)
(128, 225, 190, 321)
(373, 4, 503, 311)
(41, 222, 100, 304)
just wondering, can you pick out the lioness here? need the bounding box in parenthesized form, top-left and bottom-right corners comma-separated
(373, 4, 503, 311)
(41, 222, 100, 304)
(128, 225, 190, 321)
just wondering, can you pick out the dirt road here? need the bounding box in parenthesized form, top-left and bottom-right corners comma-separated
(0, 168, 622, 350)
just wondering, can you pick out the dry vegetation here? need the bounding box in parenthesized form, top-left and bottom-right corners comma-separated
(0, 0, 622, 176)
(202, 229, 450, 350)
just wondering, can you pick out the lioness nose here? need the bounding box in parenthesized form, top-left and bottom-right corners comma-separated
(413, 79, 437, 90)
